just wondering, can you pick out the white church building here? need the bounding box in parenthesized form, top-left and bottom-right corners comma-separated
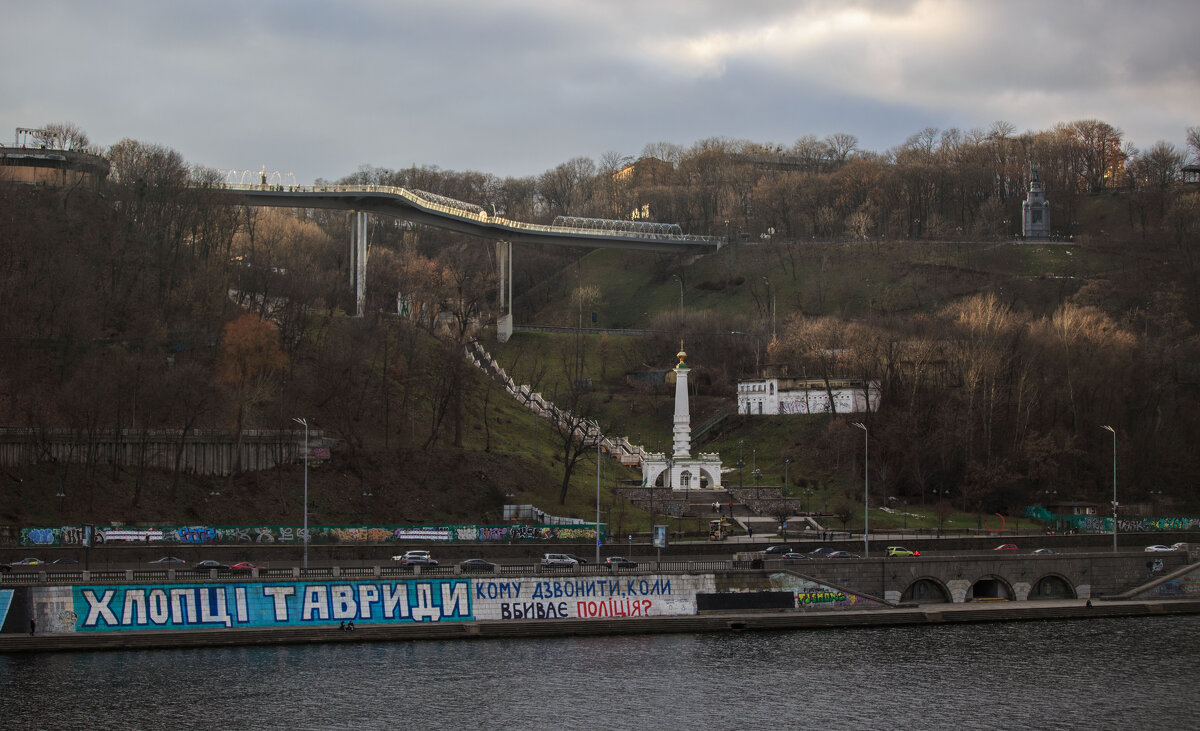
(737, 377, 880, 416)
(640, 348, 724, 490)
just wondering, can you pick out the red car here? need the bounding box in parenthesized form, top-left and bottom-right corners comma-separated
(993, 543, 1019, 551)
(230, 562, 265, 571)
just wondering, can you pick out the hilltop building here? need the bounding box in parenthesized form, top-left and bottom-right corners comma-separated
(737, 376, 879, 415)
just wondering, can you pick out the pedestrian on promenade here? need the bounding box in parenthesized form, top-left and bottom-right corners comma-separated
(339, 621, 346, 631)
(747, 526, 754, 540)
(346, 621, 355, 631)
(29, 618, 36, 636)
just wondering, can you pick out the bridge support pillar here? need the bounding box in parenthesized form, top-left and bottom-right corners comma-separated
(496, 241, 513, 342)
(353, 210, 368, 317)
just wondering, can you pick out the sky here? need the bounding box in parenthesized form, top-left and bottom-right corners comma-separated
(3, 0, 1197, 184)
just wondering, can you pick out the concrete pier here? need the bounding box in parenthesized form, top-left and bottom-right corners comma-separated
(3, 598, 1198, 654)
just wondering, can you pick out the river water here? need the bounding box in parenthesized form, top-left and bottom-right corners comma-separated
(3, 615, 1197, 730)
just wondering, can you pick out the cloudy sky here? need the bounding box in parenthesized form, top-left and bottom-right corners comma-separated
(4, 0, 1197, 183)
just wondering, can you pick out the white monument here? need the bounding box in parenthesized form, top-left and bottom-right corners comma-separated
(641, 346, 723, 490)
(1022, 165, 1051, 238)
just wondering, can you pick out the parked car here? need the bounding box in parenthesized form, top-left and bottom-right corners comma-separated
(993, 544, 1019, 551)
(1032, 548, 1057, 555)
(781, 552, 810, 560)
(12, 558, 43, 566)
(392, 550, 433, 562)
(149, 556, 186, 564)
(458, 558, 497, 573)
(829, 551, 861, 559)
(230, 562, 265, 571)
(605, 556, 638, 569)
(886, 546, 919, 557)
(194, 560, 229, 570)
(1145, 545, 1175, 552)
(540, 554, 578, 568)
(762, 545, 793, 555)
(52, 558, 79, 565)
(807, 547, 837, 557)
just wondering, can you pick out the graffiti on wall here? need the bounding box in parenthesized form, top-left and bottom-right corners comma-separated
(472, 577, 682, 621)
(71, 579, 472, 632)
(22, 523, 606, 547)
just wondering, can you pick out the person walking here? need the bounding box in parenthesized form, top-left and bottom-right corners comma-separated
(29, 618, 36, 636)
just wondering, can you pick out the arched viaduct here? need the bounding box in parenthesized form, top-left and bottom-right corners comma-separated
(786, 549, 1194, 604)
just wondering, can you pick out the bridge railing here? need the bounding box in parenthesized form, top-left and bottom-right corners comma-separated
(221, 183, 722, 245)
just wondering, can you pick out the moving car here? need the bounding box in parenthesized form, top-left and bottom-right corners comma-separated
(605, 556, 638, 569)
(565, 554, 590, 565)
(829, 551, 860, 559)
(392, 550, 433, 562)
(1032, 548, 1057, 555)
(230, 562, 265, 571)
(458, 558, 498, 573)
(52, 557, 79, 565)
(149, 556, 186, 564)
(0, 563, 11, 573)
(762, 545, 793, 555)
(540, 554, 578, 568)
(398, 552, 438, 567)
(1145, 545, 1175, 552)
(194, 560, 229, 570)
(12, 558, 43, 566)
(993, 544, 1019, 551)
(808, 547, 837, 558)
(886, 546, 919, 557)
(781, 552, 810, 560)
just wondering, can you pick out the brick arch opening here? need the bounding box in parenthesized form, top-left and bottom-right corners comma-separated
(901, 577, 951, 604)
(1031, 574, 1076, 599)
(968, 575, 1014, 601)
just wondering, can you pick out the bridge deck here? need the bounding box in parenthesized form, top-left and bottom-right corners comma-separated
(219, 184, 722, 253)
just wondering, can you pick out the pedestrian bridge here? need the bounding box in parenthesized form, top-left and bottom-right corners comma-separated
(217, 183, 721, 327)
(219, 183, 721, 254)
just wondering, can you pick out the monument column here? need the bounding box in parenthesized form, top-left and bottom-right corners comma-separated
(672, 347, 691, 459)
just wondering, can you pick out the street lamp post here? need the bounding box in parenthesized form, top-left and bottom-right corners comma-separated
(738, 440, 745, 489)
(1102, 425, 1117, 552)
(292, 417, 309, 570)
(672, 274, 684, 314)
(752, 448, 759, 499)
(783, 457, 792, 495)
(593, 421, 601, 565)
(852, 422, 869, 557)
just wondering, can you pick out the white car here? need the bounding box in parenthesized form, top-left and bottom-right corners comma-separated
(391, 550, 432, 562)
(1144, 544, 1175, 552)
(539, 553, 578, 568)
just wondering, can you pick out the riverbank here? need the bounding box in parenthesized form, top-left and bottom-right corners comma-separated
(3, 598, 1197, 654)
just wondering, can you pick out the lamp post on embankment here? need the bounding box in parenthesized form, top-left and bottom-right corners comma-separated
(293, 417, 309, 570)
(1101, 425, 1117, 552)
(852, 422, 868, 557)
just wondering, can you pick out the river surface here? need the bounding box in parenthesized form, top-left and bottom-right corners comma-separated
(3, 615, 1197, 730)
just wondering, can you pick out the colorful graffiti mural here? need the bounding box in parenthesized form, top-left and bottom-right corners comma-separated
(1022, 506, 1200, 533)
(72, 579, 473, 631)
(21, 523, 607, 547)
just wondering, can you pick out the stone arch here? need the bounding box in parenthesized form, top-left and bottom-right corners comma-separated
(967, 574, 1015, 601)
(1030, 573, 1076, 600)
(900, 577, 951, 604)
